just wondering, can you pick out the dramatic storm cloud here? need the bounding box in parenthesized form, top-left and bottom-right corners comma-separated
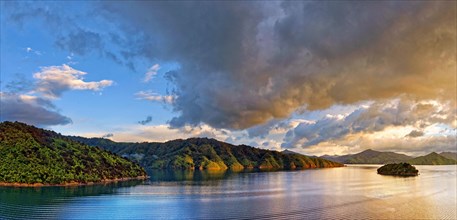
(94, 1, 456, 129)
(2, 1, 455, 155)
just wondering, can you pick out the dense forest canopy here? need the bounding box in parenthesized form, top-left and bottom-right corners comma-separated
(70, 136, 344, 170)
(0, 122, 146, 185)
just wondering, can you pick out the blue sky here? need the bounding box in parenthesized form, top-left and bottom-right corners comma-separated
(1, 1, 455, 156)
(1, 2, 175, 133)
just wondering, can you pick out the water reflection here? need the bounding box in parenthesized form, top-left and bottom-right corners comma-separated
(147, 169, 232, 182)
(1, 166, 456, 219)
(0, 180, 144, 219)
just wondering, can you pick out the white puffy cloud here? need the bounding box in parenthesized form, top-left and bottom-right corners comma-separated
(1, 64, 113, 127)
(33, 64, 113, 99)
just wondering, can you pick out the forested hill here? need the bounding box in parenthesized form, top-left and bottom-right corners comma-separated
(69, 136, 344, 170)
(407, 152, 457, 165)
(0, 122, 146, 185)
(321, 149, 413, 164)
(321, 149, 457, 165)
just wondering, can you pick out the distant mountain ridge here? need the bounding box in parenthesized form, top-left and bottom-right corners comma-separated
(281, 149, 301, 155)
(408, 152, 457, 165)
(321, 149, 412, 164)
(320, 149, 457, 165)
(70, 137, 343, 171)
(440, 152, 457, 161)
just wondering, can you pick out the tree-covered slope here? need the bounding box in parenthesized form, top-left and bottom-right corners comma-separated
(439, 152, 457, 161)
(70, 137, 344, 170)
(0, 122, 146, 185)
(345, 149, 413, 164)
(408, 152, 457, 165)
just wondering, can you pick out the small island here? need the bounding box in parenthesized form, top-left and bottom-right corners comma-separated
(377, 163, 419, 177)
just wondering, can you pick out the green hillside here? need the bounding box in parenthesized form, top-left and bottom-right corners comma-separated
(440, 152, 457, 161)
(408, 152, 457, 165)
(0, 122, 147, 185)
(70, 137, 344, 171)
(321, 149, 412, 164)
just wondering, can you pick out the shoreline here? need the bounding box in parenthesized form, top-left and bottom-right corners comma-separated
(0, 175, 148, 188)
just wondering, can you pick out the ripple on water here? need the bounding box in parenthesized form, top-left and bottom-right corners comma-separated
(1, 165, 456, 219)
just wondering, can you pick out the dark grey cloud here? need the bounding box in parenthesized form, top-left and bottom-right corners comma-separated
(5, 1, 455, 131)
(3, 1, 69, 29)
(0, 93, 72, 126)
(102, 133, 114, 138)
(406, 130, 425, 138)
(3, 2, 127, 66)
(55, 29, 103, 56)
(246, 119, 282, 138)
(138, 116, 153, 125)
(98, 1, 455, 130)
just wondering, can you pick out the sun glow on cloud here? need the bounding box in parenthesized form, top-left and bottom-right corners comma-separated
(143, 64, 160, 83)
(135, 91, 175, 104)
(33, 64, 113, 99)
(0, 64, 113, 126)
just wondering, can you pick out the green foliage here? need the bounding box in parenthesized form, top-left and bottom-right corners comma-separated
(322, 149, 413, 164)
(377, 163, 419, 176)
(440, 152, 457, 161)
(0, 122, 146, 185)
(70, 136, 344, 171)
(408, 152, 457, 165)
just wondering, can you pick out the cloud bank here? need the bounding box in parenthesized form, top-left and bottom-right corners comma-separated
(96, 1, 455, 130)
(282, 98, 456, 148)
(3, 1, 455, 154)
(6, 1, 455, 130)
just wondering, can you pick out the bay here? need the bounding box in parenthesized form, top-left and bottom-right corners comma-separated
(1, 165, 456, 219)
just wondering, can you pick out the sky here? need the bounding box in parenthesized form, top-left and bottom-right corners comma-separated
(0, 1, 456, 156)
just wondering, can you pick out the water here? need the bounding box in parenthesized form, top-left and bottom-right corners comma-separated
(1, 165, 456, 219)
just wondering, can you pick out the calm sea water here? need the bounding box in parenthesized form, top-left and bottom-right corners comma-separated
(1, 165, 456, 219)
